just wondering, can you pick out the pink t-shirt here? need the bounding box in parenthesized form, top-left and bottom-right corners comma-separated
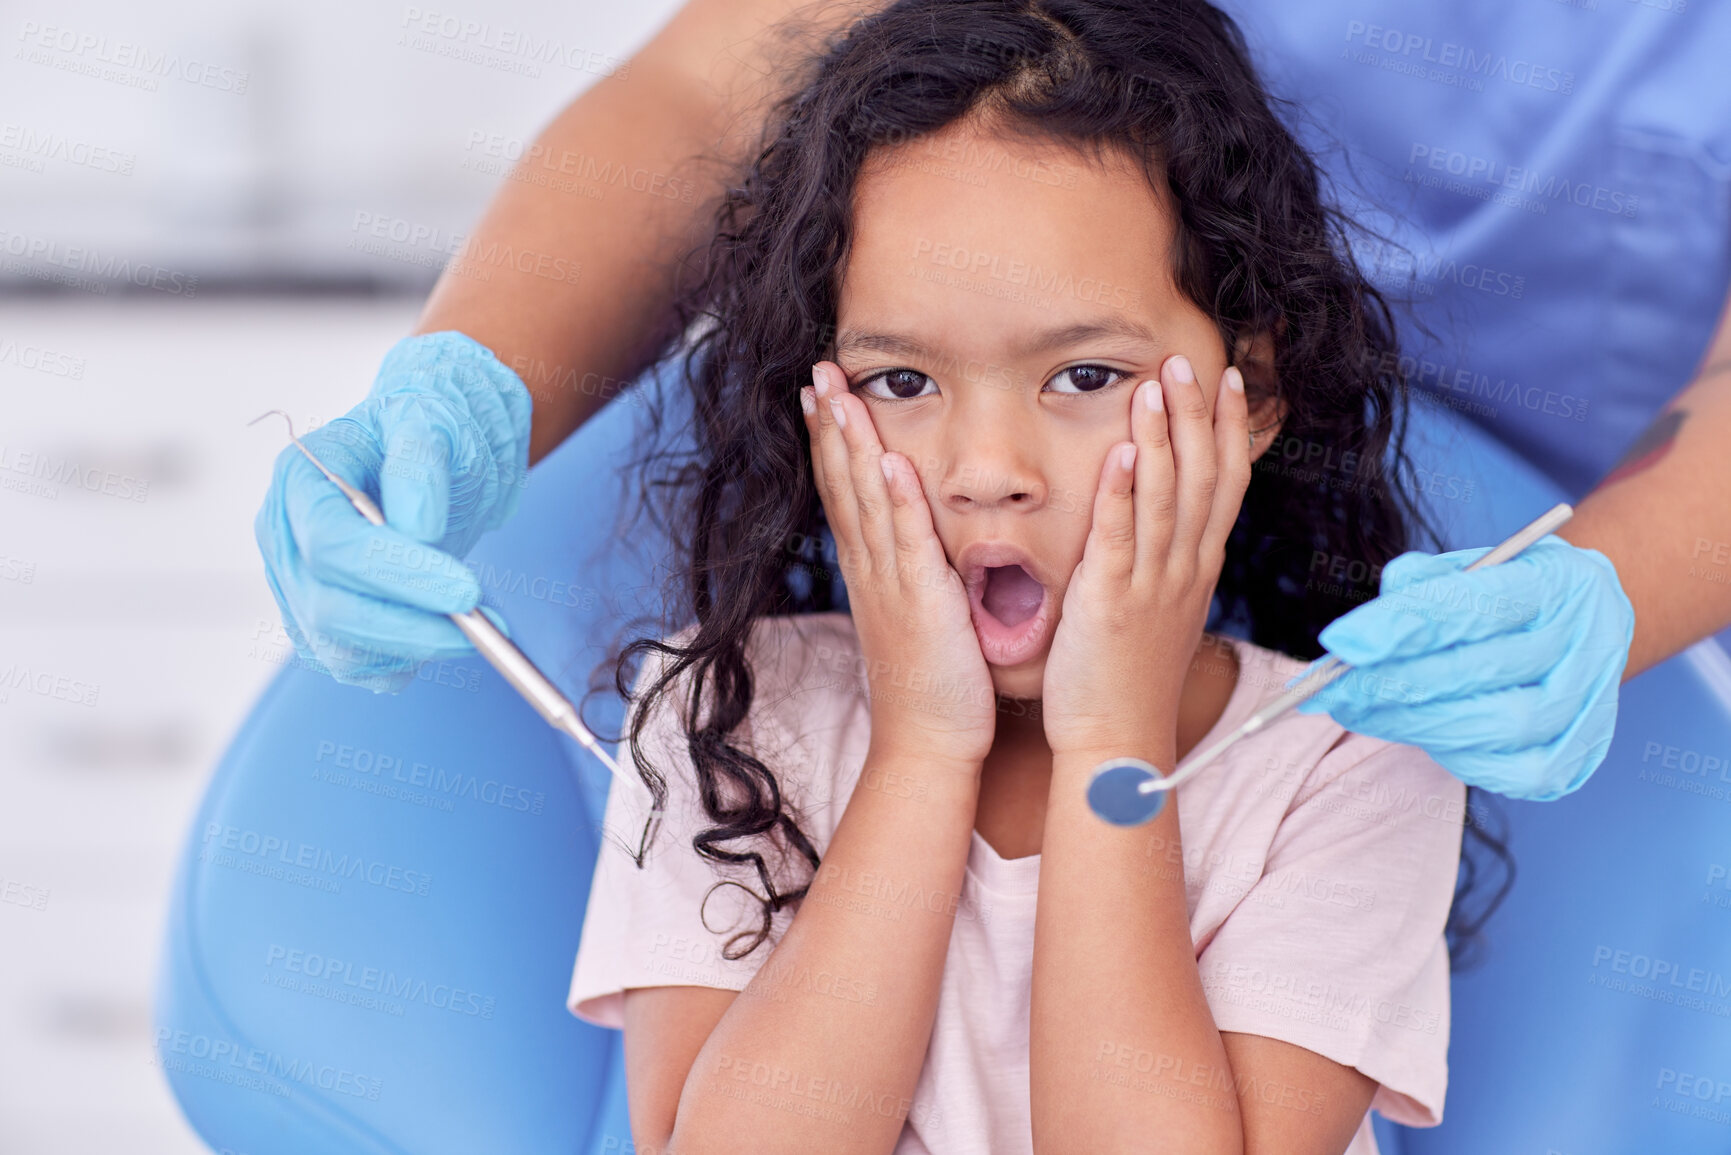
(570, 611, 1463, 1154)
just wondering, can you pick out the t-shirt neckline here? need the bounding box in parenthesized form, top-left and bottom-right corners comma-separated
(964, 634, 1263, 897)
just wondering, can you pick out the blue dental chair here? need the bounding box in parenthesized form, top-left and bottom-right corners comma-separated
(158, 368, 1731, 1152)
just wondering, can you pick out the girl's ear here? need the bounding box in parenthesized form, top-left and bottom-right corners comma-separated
(1231, 326, 1288, 464)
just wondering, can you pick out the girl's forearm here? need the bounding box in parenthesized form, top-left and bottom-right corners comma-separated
(670, 752, 980, 1155)
(413, 0, 890, 467)
(1031, 745, 1244, 1155)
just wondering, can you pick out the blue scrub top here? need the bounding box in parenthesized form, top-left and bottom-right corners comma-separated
(1213, 0, 1731, 497)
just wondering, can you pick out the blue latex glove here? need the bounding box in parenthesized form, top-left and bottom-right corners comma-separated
(254, 331, 532, 692)
(1294, 536, 1635, 801)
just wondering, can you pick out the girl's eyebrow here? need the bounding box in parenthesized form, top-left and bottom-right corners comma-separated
(835, 316, 1158, 361)
(1019, 316, 1158, 355)
(834, 330, 931, 359)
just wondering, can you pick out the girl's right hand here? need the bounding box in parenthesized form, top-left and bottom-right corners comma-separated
(803, 361, 997, 769)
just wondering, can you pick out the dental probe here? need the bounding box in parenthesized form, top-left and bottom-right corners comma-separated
(1086, 502, 1575, 826)
(251, 410, 647, 800)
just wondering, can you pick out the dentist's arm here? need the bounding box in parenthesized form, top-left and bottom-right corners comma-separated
(416, 0, 887, 466)
(1300, 282, 1731, 800)
(1557, 282, 1731, 678)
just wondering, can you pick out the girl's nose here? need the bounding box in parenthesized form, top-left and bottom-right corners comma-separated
(935, 439, 1048, 513)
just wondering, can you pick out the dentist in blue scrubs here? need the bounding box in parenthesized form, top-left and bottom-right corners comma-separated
(255, 0, 1731, 804)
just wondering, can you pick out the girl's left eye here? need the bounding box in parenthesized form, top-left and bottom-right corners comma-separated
(858, 369, 937, 400)
(1045, 364, 1125, 394)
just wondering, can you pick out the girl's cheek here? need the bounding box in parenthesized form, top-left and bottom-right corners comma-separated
(1055, 455, 1107, 526)
(877, 426, 930, 479)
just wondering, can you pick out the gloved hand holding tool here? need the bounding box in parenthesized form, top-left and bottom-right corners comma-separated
(253, 331, 532, 692)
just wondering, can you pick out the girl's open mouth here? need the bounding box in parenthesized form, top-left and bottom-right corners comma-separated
(959, 545, 1055, 667)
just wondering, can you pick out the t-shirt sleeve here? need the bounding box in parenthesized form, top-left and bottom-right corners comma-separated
(1195, 735, 1464, 1127)
(567, 637, 791, 1029)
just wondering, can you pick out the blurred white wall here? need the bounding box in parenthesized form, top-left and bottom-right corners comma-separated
(0, 0, 685, 287)
(0, 1, 685, 1150)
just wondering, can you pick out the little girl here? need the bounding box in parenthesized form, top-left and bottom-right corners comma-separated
(570, 1, 1466, 1152)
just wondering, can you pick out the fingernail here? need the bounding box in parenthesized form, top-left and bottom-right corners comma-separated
(828, 395, 847, 428)
(879, 455, 895, 484)
(800, 387, 816, 416)
(1225, 367, 1244, 394)
(1142, 379, 1163, 411)
(812, 364, 829, 397)
(1169, 355, 1194, 384)
(1118, 443, 1137, 470)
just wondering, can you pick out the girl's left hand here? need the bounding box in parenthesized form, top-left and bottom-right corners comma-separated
(1041, 354, 1251, 764)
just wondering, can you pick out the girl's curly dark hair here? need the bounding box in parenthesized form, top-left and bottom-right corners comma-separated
(604, 0, 1511, 965)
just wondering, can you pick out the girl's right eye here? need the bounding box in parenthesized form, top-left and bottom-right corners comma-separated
(857, 369, 937, 400)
